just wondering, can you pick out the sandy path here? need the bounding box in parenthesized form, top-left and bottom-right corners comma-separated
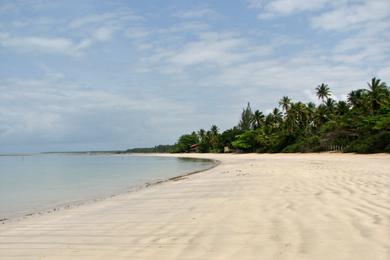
(0, 153, 389, 260)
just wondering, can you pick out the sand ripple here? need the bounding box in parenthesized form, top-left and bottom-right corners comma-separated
(0, 153, 389, 259)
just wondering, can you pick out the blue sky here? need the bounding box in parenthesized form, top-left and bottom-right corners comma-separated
(0, 0, 389, 152)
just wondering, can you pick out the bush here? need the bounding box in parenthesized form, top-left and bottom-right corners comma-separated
(232, 131, 257, 152)
(282, 143, 301, 153)
(346, 131, 390, 153)
(282, 136, 321, 153)
(175, 134, 199, 153)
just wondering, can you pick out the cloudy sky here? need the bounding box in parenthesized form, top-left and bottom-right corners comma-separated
(0, 0, 389, 152)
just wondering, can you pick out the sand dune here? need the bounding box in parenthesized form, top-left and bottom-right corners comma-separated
(0, 153, 389, 259)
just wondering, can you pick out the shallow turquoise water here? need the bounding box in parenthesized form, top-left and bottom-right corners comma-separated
(0, 154, 214, 219)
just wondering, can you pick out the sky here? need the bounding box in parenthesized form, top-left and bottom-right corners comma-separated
(0, 0, 389, 153)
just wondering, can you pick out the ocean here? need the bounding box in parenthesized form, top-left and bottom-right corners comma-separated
(0, 154, 214, 220)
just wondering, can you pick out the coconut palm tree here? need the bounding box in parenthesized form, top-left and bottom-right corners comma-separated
(284, 102, 307, 134)
(253, 110, 265, 129)
(198, 129, 206, 141)
(279, 96, 291, 114)
(347, 89, 369, 110)
(285, 103, 298, 133)
(325, 98, 336, 114)
(367, 77, 389, 112)
(210, 125, 219, 136)
(314, 104, 328, 127)
(306, 102, 317, 132)
(272, 108, 283, 128)
(315, 83, 331, 102)
(209, 125, 220, 151)
(336, 101, 350, 115)
(307, 102, 316, 112)
(264, 113, 277, 134)
(198, 128, 211, 153)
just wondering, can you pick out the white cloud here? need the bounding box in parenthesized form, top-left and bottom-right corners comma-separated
(0, 0, 58, 14)
(167, 32, 246, 66)
(249, 0, 390, 31)
(140, 31, 273, 73)
(8, 10, 134, 55)
(92, 26, 117, 42)
(125, 21, 209, 42)
(134, 22, 381, 112)
(157, 21, 208, 34)
(377, 67, 390, 81)
(10, 17, 60, 28)
(311, 0, 390, 31)
(126, 27, 150, 39)
(68, 10, 140, 29)
(309, 1, 390, 69)
(243, 0, 390, 99)
(174, 8, 219, 19)
(248, 0, 330, 18)
(0, 75, 195, 151)
(63, 9, 143, 47)
(247, 0, 264, 9)
(0, 32, 90, 56)
(331, 21, 390, 66)
(69, 13, 115, 29)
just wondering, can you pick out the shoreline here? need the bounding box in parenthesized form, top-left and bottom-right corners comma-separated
(1, 153, 389, 259)
(1, 155, 219, 225)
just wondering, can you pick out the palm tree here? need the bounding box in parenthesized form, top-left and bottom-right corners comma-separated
(272, 108, 283, 126)
(279, 96, 291, 114)
(284, 102, 308, 134)
(198, 128, 206, 141)
(325, 98, 336, 114)
(306, 102, 317, 130)
(314, 104, 328, 127)
(264, 113, 275, 134)
(285, 103, 298, 133)
(198, 129, 211, 153)
(296, 102, 308, 127)
(210, 125, 219, 136)
(347, 89, 369, 109)
(367, 77, 389, 112)
(336, 101, 350, 115)
(315, 83, 331, 102)
(307, 102, 316, 112)
(253, 110, 265, 129)
(209, 125, 220, 151)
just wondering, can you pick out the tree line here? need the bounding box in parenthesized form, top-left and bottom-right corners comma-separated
(129, 78, 390, 154)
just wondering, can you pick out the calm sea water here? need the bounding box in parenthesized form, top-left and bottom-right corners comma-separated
(0, 154, 214, 219)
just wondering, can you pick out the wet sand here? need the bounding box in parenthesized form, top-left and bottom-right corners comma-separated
(0, 153, 389, 259)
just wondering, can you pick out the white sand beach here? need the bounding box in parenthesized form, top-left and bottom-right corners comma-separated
(0, 153, 389, 260)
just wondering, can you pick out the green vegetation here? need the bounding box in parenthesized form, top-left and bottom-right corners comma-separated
(125, 145, 176, 153)
(171, 78, 390, 153)
(126, 78, 390, 154)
